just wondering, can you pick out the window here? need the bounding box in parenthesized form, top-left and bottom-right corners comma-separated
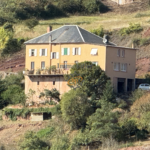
(37, 81, 39, 85)
(31, 49, 35, 56)
(41, 49, 45, 56)
(64, 61, 67, 69)
(51, 52, 59, 59)
(92, 62, 98, 66)
(91, 49, 98, 55)
(62, 48, 70, 55)
(29, 49, 37, 56)
(53, 81, 55, 85)
(75, 48, 79, 55)
(114, 63, 120, 71)
(31, 62, 34, 70)
(41, 61, 45, 69)
(75, 61, 78, 64)
(40, 49, 47, 56)
(117, 49, 120, 57)
(121, 50, 125, 57)
(72, 48, 81, 55)
(52, 52, 56, 59)
(120, 63, 127, 72)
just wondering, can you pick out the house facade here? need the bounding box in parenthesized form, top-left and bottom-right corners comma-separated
(111, 0, 133, 5)
(24, 25, 136, 102)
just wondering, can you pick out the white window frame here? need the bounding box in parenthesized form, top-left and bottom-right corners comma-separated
(51, 52, 59, 59)
(29, 49, 37, 57)
(72, 47, 81, 55)
(40, 49, 47, 56)
(114, 62, 120, 71)
(62, 48, 70, 55)
(120, 63, 127, 72)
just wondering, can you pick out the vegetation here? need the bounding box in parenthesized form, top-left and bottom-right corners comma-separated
(61, 89, 91, 129)
(119, 23, 143, 36)
(3, 105, 61, 121)
(91, 26, 104, 37)
(0, 72, 25, 109)
(133, 38, 150, 46)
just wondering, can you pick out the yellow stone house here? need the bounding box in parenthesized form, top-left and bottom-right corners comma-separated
(24, 25, 136, 102)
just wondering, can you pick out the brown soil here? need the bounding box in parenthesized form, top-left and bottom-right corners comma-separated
(0, 50, 25, 73)
(0, 120, 50, 150)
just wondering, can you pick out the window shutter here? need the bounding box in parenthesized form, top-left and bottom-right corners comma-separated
(51, 52, 53, 59)
(62, 48, 64, 55)
(72, 48, 75, 55)
(56, 52, 59, 59)
(68, 48, 70, 55)
(35, 49, 37, 56)
(39, 49, 42, 56)
(79, 47, 81, 55)
(45, 49, 47, 56)
(29, 49, 31, 56)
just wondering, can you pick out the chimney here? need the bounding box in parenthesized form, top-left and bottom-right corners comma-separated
(103, 34, 109, 44)
(47, 26, 52, 33)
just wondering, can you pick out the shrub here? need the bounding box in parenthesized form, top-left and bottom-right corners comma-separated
(91, 26, 104, 37)
(24, 18, 39, 30)
(133, 38, 150, 46)
(19, 131, 50, 150)
(120, 23, 143, 36)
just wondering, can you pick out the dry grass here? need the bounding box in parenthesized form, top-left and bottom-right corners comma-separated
(13, 9, 150, 39)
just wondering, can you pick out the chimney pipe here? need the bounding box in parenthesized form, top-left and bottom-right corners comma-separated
(47, 26, 52, 33)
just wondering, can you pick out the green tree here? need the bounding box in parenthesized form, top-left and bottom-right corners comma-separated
(65, 61, 110, 108)
(39, 88, 60, 102)
(91, 26, 104, 37)
(61, 89, 91, 129)
(1, 85, 26, 105)
(86, 100, 119, 141)
(0, 77, 6, 109)
(19, 131, 50, 150)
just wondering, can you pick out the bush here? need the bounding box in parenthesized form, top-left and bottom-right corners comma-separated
(120, 23, 143, 36)
(133, 38, 150, 46)
(91, 26, 104, 37)
(19, 131, 50, 150)
(24, 18, 39, 30)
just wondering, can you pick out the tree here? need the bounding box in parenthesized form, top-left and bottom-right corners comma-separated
(65, 61, 110, 108)
(1, 85, 26, 105)
(61, 89, 91, 129)
(0, 77, 6, 109)
(39, 88, 60, 102)
(86, 100, 119, 141)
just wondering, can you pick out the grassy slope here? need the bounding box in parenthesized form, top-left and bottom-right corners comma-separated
(14, 10, 150, 40)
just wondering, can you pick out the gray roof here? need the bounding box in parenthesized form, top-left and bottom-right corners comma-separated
(25, 25, 116, 46)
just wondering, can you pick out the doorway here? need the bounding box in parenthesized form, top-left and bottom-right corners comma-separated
(118, 78, 125, 93)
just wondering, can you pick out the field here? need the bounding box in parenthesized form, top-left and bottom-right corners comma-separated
(14, 10, 150, 39)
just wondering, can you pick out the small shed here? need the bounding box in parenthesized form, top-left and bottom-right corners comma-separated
(111, 0, 133, 5)
(31, 112, 51, 121)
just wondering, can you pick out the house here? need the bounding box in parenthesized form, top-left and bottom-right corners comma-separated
(111, 0, 133, 5)
(24, 25, 136, 102)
